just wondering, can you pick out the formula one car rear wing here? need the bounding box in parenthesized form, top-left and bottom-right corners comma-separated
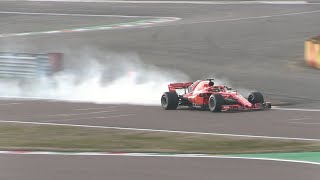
(168, 82, 193, 92)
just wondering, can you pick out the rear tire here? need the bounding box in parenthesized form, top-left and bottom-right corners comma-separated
(248, 92, 264, 104)
(208, 94, 225, 112)
(161, 92, 179, 110)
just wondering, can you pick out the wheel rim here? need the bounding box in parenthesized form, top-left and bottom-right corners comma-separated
(248, 94, 254, 102)
(209, 96, 216, 109)
(161, 95, 168, 107)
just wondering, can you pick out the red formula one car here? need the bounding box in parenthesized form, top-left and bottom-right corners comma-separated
(161, 78, 271, 112)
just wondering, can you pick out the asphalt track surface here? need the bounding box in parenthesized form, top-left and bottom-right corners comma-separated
(1, 155, 320, 180)
(1, 1, 320, 180)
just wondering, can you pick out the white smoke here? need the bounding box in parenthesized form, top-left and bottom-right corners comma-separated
(0, 49, 256, 105)
(0, 51, 190, 105)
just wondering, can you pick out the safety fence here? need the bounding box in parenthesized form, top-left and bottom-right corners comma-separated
(305, 36, 320, 68)
(0, 52, 63, 78)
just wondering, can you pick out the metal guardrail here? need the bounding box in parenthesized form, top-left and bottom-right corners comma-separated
(0, 52, 63, 78)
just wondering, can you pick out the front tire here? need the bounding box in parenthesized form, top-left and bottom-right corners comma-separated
(208, 94, 225, 112)
(248, 92, 264, 104)
(161, 92, 179, 110)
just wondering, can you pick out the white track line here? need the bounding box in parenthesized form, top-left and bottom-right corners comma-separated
(0, 13, 180, 38)
(74, 106, 121, 111)
(25, 1, 315, 5)
(0, 9, 318, 38)
(43, 114, 136, 122)
(0, 11, 172, 19)
(0, 120, 319, 142)
(173, 9, 320, 26)
(289, 117, 312, 121)
(48, 110, 118, 117)
(0, 151, 319, 166)
(219, 156, 320, 166)
(291, 122, 320, 125)
(0, 103, 22, 106)
(273, 107, 320, 112)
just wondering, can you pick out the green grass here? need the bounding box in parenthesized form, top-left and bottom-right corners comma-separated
(1, 123, 320, 154)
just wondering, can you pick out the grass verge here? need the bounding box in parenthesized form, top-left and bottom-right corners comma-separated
(1, 123, 320, 154)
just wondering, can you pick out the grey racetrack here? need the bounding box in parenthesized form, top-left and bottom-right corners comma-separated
(0, 1, 320, 179)
(1, 155, 320, 180)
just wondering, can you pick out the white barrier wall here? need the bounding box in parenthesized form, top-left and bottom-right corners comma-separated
(0, 52, 63, 78)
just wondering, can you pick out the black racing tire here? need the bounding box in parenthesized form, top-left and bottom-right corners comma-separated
(248, 92, 264, 104)
(208, 94, 225, 112)
(161, 92, 179, 110)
